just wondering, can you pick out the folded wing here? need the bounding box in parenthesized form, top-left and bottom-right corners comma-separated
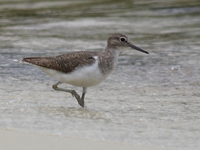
(22, 51, 99, 74)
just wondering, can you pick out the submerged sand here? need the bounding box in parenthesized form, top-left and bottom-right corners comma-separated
(0, 128, 185, 150)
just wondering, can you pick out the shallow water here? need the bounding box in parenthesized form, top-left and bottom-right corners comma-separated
(0, 0, 200, 149)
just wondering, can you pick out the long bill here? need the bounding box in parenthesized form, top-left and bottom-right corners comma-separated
(129, 43, 149, 54)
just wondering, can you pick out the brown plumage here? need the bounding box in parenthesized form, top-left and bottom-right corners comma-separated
(22, 51, 98, 74)
(22, 33, 149, 108)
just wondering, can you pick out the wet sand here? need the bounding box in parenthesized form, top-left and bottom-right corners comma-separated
(0, 128, 185, 150)
(0, 0, 200, 149)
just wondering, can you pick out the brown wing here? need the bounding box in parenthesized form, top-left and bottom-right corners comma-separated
(22, 51, 99, 73)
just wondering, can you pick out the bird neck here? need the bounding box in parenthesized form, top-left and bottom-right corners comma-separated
(98, 47, 120, 74)
(104, 46, 120, 55)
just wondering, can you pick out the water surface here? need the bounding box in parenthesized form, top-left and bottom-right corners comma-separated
(0, 0, 200, 149)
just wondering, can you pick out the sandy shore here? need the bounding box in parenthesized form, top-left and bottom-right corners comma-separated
(0, 128, 186, 150)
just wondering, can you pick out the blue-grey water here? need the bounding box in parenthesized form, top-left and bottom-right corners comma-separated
(0, 0, 200, 149)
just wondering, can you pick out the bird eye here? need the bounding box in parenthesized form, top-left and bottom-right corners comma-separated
(120, 37, 126, 42)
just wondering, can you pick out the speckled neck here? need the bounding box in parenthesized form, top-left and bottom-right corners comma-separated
(98, 47, 120, 75)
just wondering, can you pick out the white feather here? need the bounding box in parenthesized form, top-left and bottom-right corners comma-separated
(35, 57, 111, 87)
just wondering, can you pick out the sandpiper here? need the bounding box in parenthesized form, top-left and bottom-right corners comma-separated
(22, 33, 149, 107)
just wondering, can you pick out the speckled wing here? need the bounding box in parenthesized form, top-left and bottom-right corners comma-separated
(22, 51, 99, 73)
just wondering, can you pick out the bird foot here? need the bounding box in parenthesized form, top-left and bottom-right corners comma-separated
(71, 90, 84, 108)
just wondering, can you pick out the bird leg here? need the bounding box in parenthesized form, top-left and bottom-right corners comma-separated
(80, 87, 87, 107)
(52, 82, 86, 108)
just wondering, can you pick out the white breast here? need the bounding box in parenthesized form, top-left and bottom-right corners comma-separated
(35, 57, 112, 87)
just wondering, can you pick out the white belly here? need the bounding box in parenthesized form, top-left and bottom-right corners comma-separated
(35, 59, 112, 87)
